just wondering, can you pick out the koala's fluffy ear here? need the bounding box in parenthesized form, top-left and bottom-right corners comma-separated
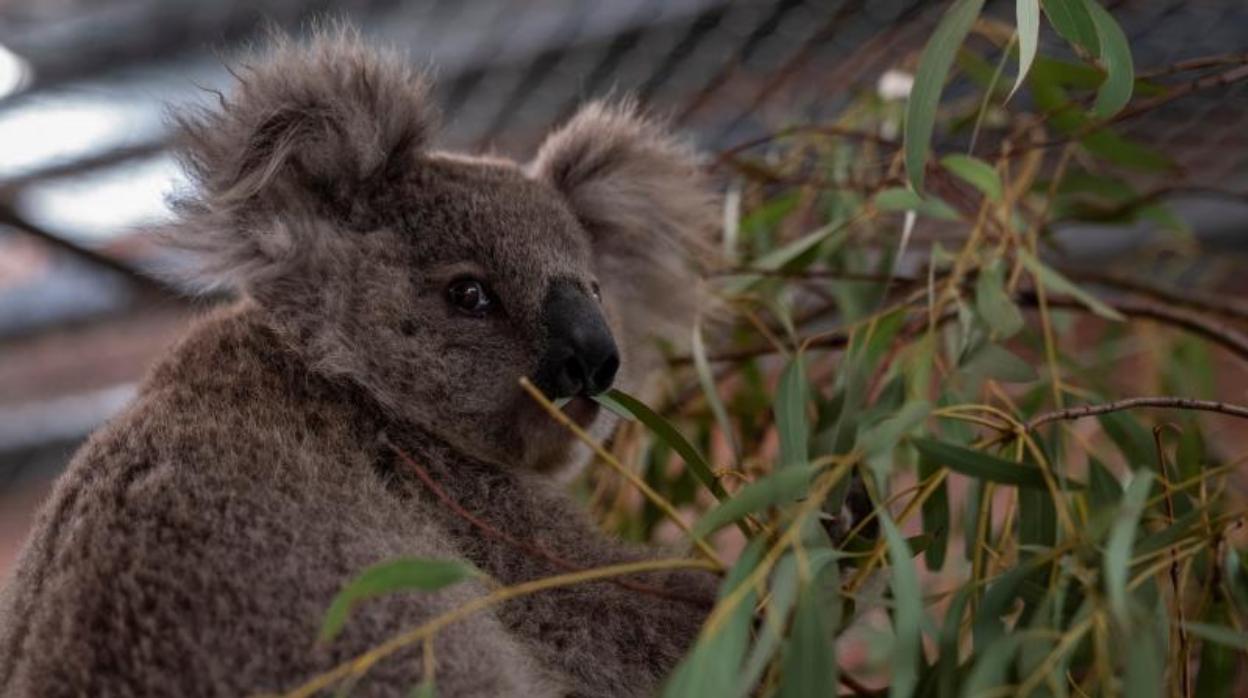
(167, 26, 433, 291)
(530, 102, 720, 353)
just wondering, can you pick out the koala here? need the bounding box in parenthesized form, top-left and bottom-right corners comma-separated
(0, 28, 721, 698)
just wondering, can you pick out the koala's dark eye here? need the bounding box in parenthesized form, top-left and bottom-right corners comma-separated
(446, 278, 493, 316)
(590, 281, 602, 302)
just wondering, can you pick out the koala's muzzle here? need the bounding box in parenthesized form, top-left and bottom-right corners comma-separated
(535, 279, 620, 399)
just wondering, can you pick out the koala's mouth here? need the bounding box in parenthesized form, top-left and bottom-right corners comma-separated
(562, 395, 601, 428)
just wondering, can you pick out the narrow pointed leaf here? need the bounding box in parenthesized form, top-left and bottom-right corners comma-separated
(1019, 250, 1126, 321)
(693, 465, 817, 538)
(940, 154, 1003, 200)
(1105, 471, 1153, 625)
(778, 580, 838, 698)
(1010, 0, 1041, 99)
(912, 438, 1083, 490)
(862, 400, 932, 457)
(1042, 0, 1099, 55)
(599, 389, 730, 503)
(880, 510, 922, 698)
(776, 355, 809, 470)
(1085, 0, 1134, 118)
(321, 558, 480, 641)
(1184, 621, 1248, 651)
(904, 0, 986, 191)
(664, 539, 765, 698)
(976, 259, 1025, 339)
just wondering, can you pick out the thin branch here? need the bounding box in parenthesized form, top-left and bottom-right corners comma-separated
(678, 285, 1248, 366)
(1068, 269, 1248, 328)
(994, 61, 1248, 161)
(1136, 51, 1248, 80)
(1027, 397, 1248, 431)
(1025, 292, 1248, 365)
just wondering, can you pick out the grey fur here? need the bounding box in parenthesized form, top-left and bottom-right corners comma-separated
(0, 27, 720, 698)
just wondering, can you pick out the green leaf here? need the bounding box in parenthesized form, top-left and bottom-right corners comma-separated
(1085, 0, 1133, 118)
(1123, 612, 1164, 698)
(723, 219, 853, 294)
(740, 550, 842, 697)
(778, 579, 838, 698)
(880, 509, 922, 698)
(918, 449, 950, 571)
(664, 539, 765, 698)
(591, 391, 636, 421)
(973, 260, 1023, 339)
(875, 187, 961, 220)
(975, 259, 1025, 339)
(739, 555, 801, 696)
(1194, 609, 1240, 697)
(963, 635, 1023, 696)
(409, 680, 436, 698)
(1019, 486, 1056, 549)
(693, 465, 817, 538)
(1087, 457, 1123, 510)
(912, 438, 1083, 490)
(1019, 250, 1126, 321)
(1104, 471, 1153, 625)
(775, 355, 809, 470)
(861, 400, 933, 457)
(1042, 0, 1099, 55)
(1010, 0, 1041, 99)
(321, 558, 480, 642)
(973, 564, 1033, 652)
(1184, 621, 1248, 652)
(1097, 410, 1155, 470)
(937, 587, 971, 697)
(959, 343, 1038, 384)
(904, 0, 986, 191)
(939, 154, 1003, 200)
(598, 389, 730, 503)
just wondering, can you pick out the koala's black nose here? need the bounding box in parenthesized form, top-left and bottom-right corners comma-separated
(535, 279, 620, 399)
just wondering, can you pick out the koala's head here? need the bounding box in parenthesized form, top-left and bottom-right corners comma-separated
(169, 29, 718, 475)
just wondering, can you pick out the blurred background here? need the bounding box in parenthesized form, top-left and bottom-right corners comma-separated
(0, 0, 1246, 574)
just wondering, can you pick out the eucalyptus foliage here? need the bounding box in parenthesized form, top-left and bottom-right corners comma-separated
(320, 1, 1248, 695)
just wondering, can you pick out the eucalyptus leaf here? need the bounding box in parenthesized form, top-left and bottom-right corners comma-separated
(880, 510, 922, 698)
(959, 343, 1038, 384)
(598, 389, 731, 504)
(940, 154, 1003, 201)
(1105, 471, 1153, 625)
(778, 578, 838, 698)
(1084, 0, 1134, 118)
(912, 438, 1084, 490)
(1042, 0, 1099, 56)
(1010, 0, 1041, 99)
(1019, 250, 1126, 321)
(663, 539, 765, 698)
(776, 355, 810, 470)
(693, 465, 817, 538)
(975, 259, 1025, 339)
(904, 0, 986, 192)
(321, 559, 480, 642)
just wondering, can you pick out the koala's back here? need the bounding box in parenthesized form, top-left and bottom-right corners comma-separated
(0, 308, 558, 697)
